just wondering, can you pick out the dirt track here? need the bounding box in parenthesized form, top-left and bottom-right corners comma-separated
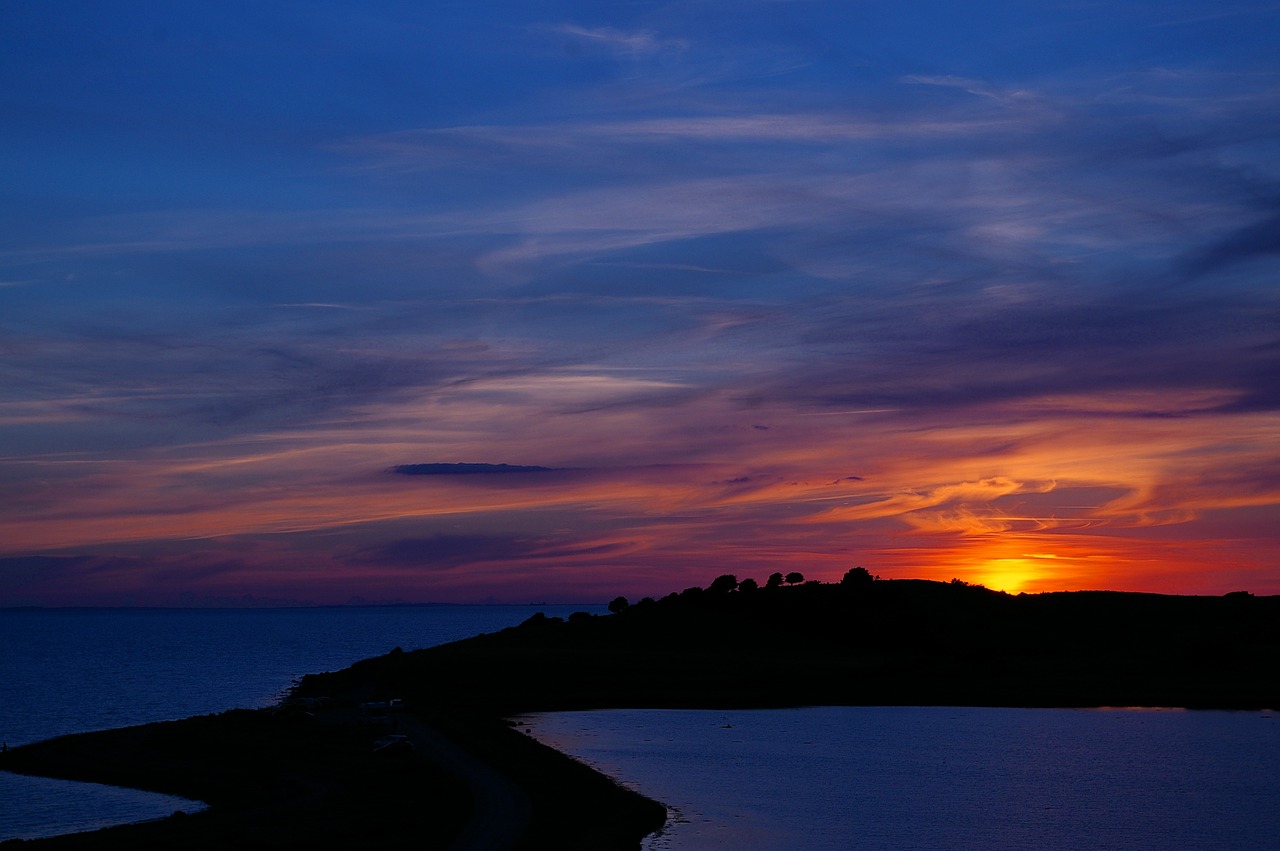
(397, 714, 532, 850)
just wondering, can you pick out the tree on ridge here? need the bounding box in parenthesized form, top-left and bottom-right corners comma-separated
(708, 574, 739, 594)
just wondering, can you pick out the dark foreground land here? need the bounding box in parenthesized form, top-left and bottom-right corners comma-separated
(4, 577, 1279, 849)
(0, 704, 659, 850)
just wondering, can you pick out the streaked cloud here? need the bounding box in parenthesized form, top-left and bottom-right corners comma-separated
(1, 1, 1278, 604)
(541, 23, 689, 57)
(392, 463, 561, 476)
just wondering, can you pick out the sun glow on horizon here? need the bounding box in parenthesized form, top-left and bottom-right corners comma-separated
(969, 556, 1063, 594)
(902, 531, 1120, 594)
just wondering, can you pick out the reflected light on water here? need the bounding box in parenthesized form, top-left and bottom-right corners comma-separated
(522, 706, 1280, 851)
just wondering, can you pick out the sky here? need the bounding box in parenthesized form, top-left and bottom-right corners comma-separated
(3, 1, 1280, 605)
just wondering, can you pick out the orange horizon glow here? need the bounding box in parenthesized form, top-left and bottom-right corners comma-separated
(3, 380, 1278, 605)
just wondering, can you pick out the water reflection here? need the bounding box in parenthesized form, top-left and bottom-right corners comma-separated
(0, 771, 204, 842)
(522, 706, 1279, 851)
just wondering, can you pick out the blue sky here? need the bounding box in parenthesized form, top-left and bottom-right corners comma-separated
(3, 2, 1280, 604)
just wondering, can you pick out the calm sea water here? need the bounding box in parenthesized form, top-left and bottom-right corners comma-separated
(0, 604, 599, 842)
(522, 706, 1280, 851)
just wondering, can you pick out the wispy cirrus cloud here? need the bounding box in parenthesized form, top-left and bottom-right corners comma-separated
(349, 532, 630, 570)
(4, 1, 1280, 604)
(1177, 209, 1280, 282)
(539, 23, 689, 57)
(902, 74, 1043, 106)
(337, 111, 1023, 172)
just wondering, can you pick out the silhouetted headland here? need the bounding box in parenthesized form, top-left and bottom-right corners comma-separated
(4, 574, 1277, 849)
(299, 572, 1280, 712)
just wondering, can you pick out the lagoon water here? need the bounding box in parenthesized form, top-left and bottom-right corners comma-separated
(522, 706, 1280, 851)
(0, 604, 598, 842)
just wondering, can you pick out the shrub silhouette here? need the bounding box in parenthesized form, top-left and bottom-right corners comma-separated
(708, 574, 739, 594)
(766, 572, 784, 589)
(785, 571, 804, 585)
(608, 596, 629, 613)
(841, 566, 874, 589)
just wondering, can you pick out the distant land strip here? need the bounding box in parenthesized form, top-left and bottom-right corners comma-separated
(391, 462, 560, 475)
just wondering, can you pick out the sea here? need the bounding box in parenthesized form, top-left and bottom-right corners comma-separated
(3, 607, 1278, 849)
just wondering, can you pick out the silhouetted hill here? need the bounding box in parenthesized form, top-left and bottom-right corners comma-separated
(297, 578, 1280, 711)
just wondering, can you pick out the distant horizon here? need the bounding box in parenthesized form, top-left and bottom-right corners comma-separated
(1, 575, 1271, 611)
(3, 2, 1279, 606)
(0, 601, 602, 611)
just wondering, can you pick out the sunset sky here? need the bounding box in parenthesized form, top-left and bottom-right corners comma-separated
(3, 2, 1279, 605)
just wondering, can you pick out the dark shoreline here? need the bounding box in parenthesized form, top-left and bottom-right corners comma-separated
(4, 579, 1278, 848)
(1, 707, 664, 850)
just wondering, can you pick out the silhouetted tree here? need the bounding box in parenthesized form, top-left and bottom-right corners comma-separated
(766, 572, 784, 589)
(608, 596, 629, 613)
(738, 577, 759, 593)
(708, 574, 739, 594)
(841, 566, 873, 589)
(785, 571, 804, 585)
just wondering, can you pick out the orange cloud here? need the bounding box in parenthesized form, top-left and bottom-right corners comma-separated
(3, 379, 1279, 602)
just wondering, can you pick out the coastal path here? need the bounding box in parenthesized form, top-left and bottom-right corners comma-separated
(397, 714, 532, 850)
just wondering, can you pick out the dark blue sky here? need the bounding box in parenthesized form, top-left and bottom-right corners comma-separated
(3, 1, 1279, 604)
